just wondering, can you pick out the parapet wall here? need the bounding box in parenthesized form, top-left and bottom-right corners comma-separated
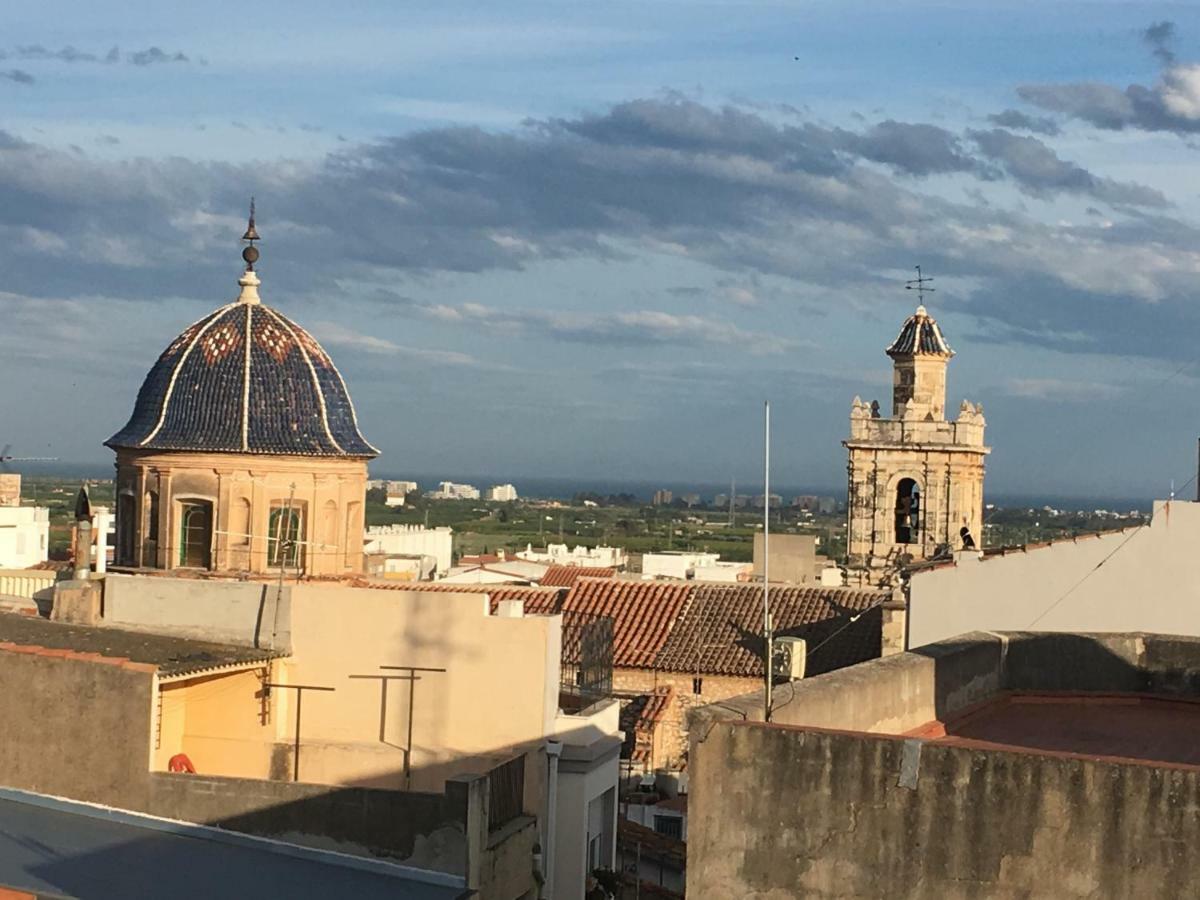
(689, 717, 1200, 899)
(103, 574, 290, 651)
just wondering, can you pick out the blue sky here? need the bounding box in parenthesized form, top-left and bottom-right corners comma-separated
(4, 1, 1200, 498)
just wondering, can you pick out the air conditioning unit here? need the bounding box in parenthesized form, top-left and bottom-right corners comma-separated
(773, 637, 807, 680)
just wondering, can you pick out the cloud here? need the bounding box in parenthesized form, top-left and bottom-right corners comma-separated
(1002, 377, 1126, 402)
(0, 44, 193, 68)
(127, 47, 189, 66)
(986, 109, 1060, 136)
(1017, 21, 1200, 134)
(308, 321, 485, 367)
(0, 95, 1196, 367)
(836, 120, 979, 176)
(1144, 20, 1176, 66)
(967, 128, 1168, 207)
(0, 69, 34, 85)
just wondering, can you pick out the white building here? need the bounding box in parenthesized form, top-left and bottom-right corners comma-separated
(0, 506, 50, 570)
(363, 525, 453, 578)
(517, 543, 628, 569)
(384, 481, 419, 507)
(641, 551, 750, 582)
(426, 481, 481, 501)
(484, 483, 519, 502)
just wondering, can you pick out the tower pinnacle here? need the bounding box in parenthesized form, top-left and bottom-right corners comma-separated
(237, 198, 261, 304)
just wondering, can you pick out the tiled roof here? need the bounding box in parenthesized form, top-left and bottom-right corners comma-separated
(539, 565, 616, 587)
(653, 584, 887, 677)
(562, 579, 693, 668)
(0, 611, 282, 678)
(617, 818, 687, 866)
(886, 305, 953, 358)
(350, 579, 565, 615)
(107, 300, 376, 458)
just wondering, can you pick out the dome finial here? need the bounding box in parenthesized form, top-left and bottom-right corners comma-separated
(237, 198, 262, 304)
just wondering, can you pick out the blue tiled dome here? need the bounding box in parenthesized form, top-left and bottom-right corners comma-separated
(107, 290, 378, 458)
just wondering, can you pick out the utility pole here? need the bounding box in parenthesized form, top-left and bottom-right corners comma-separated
(762, 401, 773, 722)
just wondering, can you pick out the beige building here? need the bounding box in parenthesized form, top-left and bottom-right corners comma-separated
(844, 304, 988, 577)
(105, 212, 377, 577)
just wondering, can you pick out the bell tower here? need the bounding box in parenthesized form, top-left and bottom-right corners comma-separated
(843, 286, 989, 583)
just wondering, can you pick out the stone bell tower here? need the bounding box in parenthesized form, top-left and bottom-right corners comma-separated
(843, 303, 988, 580)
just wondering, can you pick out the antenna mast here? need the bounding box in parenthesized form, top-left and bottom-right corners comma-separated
(905, 265, 936, 305)
(762, 401, 772, 722)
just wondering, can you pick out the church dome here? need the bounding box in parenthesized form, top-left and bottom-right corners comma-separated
(107, 215, 378, 459)
(885, 305, 953, 359)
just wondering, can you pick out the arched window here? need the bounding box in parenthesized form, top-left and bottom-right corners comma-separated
(268, 503, 305, 570)
(894, 479, 920, 544)
(179, 500, 213, 568)
(117, 492, 135, 565)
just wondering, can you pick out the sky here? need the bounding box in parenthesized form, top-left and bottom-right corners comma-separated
(3, 1, 1200, 499)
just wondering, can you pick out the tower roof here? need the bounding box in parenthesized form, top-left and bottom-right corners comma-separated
(886, 305, 953, 359)
(106, 210, 378, 459)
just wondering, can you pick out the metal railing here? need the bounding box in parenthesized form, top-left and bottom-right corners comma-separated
(561, 612, 613, 707)
(487, 754, 526, 832)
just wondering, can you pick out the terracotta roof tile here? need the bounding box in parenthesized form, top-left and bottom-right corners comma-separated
(562, 579, 693, 668)
(539, 565, 616, 587)
(652, 583, 888, 677)
(350, 579, 565, 615)
(617, 818, 687, 866)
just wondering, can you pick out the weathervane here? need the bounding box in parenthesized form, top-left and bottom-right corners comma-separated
(905, 265, 935, 308)
(241, 197, 260, 271)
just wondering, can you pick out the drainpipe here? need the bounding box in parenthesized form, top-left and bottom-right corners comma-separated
(543, 740, 563, 900)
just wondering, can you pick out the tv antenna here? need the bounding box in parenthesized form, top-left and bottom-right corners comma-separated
(904, 265, 935, 305)
(0, 445, 59, 473)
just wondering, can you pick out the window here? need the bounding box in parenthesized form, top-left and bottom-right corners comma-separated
(178, 501, 213, 569)
(692, 676, 703, 695)
(268, 503, 305, 570)
(654, 815, 683, 840)
(894, 478, 920, 544)
(117, 493, 135, 565)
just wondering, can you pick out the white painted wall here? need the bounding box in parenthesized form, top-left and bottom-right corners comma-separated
(909, 499, 1200, 648)
(0, 506, 49, 569)
(364, 525, 453, 576)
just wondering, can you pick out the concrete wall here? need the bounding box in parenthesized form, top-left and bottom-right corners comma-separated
(753, 532, 816, 583)
(909, 500, 1200, 648)
(689, 718, 1200, 899)
(0, 644, 157, 807)
(103, 573, 290, 651)
(146, 771, 468, 874)
(687, 631, 1200, 898)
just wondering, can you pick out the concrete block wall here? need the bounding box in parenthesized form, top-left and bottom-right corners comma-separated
(0, 642, 156, 807)
(103, 574, 290, 651)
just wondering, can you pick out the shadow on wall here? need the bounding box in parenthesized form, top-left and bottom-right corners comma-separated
(17, 758, 539, 900)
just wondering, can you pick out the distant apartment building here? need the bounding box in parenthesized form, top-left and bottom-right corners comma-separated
(426, 481, 481, 501)
(363, 524, 453, 578)
(751, 493, 783, 509)
(652, 489, 673, 507)
(517, 543, 628, 569)
(383, 480, 419, 507)
(484, 483, 519, 502)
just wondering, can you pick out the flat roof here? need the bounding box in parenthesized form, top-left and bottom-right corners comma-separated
(0, 612, 281, 678)
(0, 789, 464, 900)
(912, 693, 1200, 769)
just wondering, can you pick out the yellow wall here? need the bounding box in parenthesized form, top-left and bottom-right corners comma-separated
(154, 585, 562, 790)
(155, 668, 280, 778)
